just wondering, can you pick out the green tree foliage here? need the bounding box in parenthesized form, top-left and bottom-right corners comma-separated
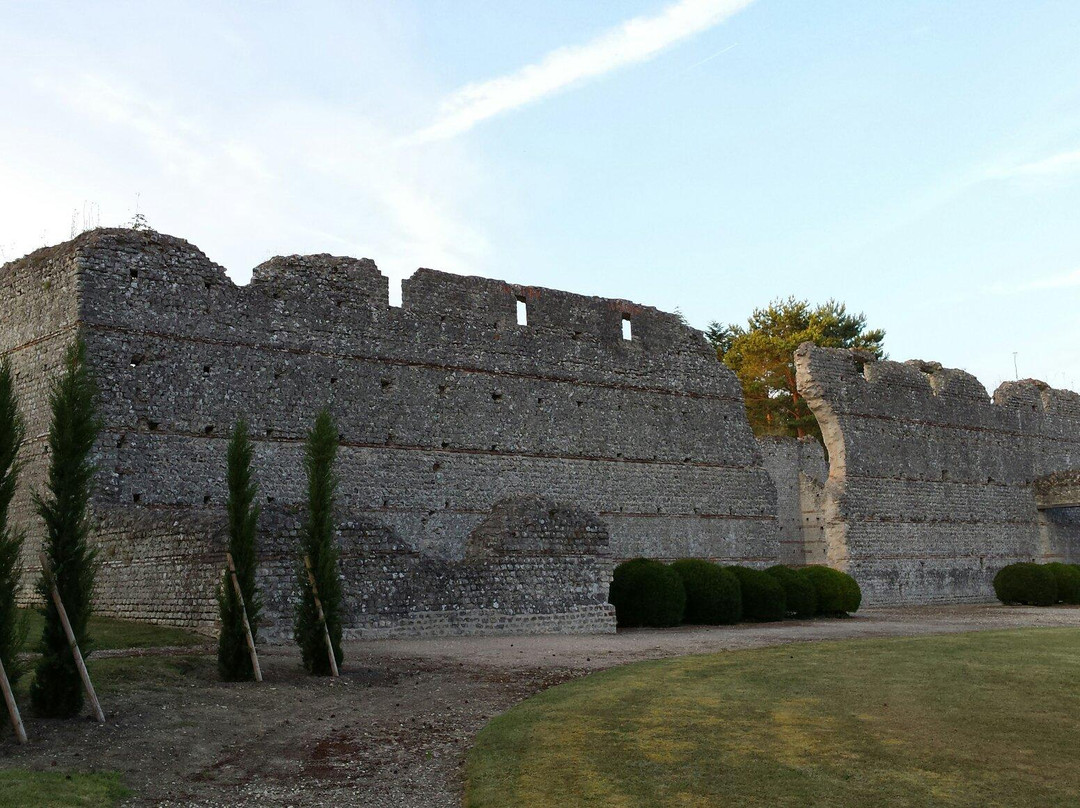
(217, 419, 262, 681)
(0, 359, 27, 687)
(669, 559, 741, 625)
(708, 298, 885, 439)
(993, 563, 1057, 607)
(799, 565, 862, 615)
(31, 340, 101, 717)
(727, 566, 786, 622)
(294, 408, 344, 675)
(608, 559, 686, 628)
(1044, 563, 1080, 605)
(765, 565, 818, 618)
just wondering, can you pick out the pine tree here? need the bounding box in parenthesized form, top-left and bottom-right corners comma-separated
(217, 419, 262, 681)
(30, 340, 101, 718)
(708, 298, 885, 440)
(293, 408, 343, 675)
(0, 359, 27, 689)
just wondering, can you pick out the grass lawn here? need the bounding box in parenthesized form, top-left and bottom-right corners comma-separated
(465, 628, 1080, 808)
(10, 611, 209, 700)
(19, 608, 206, 652)
(0, 770, 130, 808)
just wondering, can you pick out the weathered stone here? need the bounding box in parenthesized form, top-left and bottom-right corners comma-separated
(795, 343, 1080, 605)
(757, 436, 828, 566)
(1, 229, 780, 637)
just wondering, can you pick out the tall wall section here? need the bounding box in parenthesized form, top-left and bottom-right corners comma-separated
(795, 344, 1080, 605)
(1, 229, 780, 636)
(756, 437, 828, 566)
(0, 241, 84, 596)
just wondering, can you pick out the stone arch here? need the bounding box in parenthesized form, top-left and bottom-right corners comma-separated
(794, 343, 855, 570)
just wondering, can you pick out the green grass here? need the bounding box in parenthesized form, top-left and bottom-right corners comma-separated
(0, 770, 130, 807)
(19, 608, 205, 651)
(11, 654, 215, 699)
(10, 610, 210, 699)
(465, 629, 1080, 808)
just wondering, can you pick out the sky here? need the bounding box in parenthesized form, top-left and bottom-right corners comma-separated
(1, 0, 1078, 392)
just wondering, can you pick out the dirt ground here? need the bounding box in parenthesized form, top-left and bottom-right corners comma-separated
(3, 603, 1080, 808)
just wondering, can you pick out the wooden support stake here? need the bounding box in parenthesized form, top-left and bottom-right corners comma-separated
(304, 555, 339, 677)
(225, 552, 263, 683)
(0, 654, 26, 744)
(38, 553, 105, 723)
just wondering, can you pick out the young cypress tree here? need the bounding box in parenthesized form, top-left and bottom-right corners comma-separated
(30, 339, 101, 718)
(0, 359, 27, 689)
(217, 419, 262, 681)
(294, 408, 343, 675)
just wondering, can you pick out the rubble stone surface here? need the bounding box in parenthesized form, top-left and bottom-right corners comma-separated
(1, 229, 778, 636)
(795, 344, 1080, 605)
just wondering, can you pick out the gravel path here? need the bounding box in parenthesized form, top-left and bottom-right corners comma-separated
(3, 604, 1078, 807)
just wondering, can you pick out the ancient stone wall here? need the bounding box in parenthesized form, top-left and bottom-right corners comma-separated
(756, 437, 828, 566)
(0, 241, 84, 591)
(1, 229, 779, 636)
(795, 344, 1080, 605)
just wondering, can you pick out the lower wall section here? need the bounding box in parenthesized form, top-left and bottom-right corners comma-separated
(1039, 506, 1080, 564)
(338, 605, 615, 639)
(87, 496, 616, 640)
(849, 556, 1024, 606)
(827, 479, 1043, 606)
(94, 510, 223, 630)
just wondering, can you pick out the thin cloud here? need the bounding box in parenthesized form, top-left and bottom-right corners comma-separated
(20, 72, 490, 285)
(685, 43, 737, 71)
(990, 148, 1080, 180)
(408, 0, 755, 144)
(986, 267, 1080, 295)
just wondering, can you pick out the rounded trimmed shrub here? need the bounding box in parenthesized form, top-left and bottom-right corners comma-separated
(1045, 563, 1080, 605)
(765, 565, 818, 618)
(994, 562, 1058, 606)
(669, 559, 742, 625)
(727, 566, 786, 622)
(609, 558, 686, 628)
(799, 565, 862, 615)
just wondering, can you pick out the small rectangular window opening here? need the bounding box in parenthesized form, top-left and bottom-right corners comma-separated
(516, 297, 528, 326)
(389, 276, 404, 308)
(622, 315, 632, 341)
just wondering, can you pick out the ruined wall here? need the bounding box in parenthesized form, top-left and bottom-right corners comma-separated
(1038, 508, 1080, 564)
(1, 229, 779, 636)
(0, 242, 84, 590)
(1034, 471, 1080, 564)
(756, 437, 828, 566)
(795, 344, 1080, 605)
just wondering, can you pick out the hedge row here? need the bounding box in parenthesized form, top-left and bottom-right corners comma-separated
(994, 562, 1080, 606)
(609, 559, 861, 628)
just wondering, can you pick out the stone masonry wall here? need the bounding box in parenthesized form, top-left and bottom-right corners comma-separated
(795, 344, 1080, 605)
(0, 242, 83, 595)
(756, 437, 828, 566)
(1034, 472, 1080, 564)
(1, 229, 779, 636)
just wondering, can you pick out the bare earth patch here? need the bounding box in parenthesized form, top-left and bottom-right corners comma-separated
(2, 604, 1079, 807)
